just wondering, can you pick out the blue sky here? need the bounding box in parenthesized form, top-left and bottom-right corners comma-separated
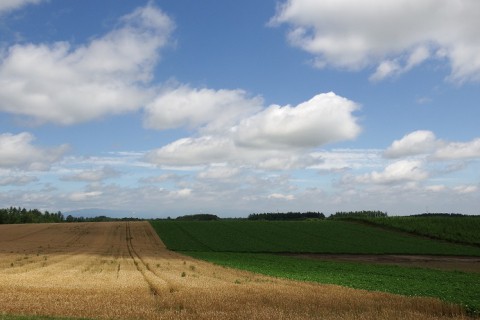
(1, 0, 479, 217)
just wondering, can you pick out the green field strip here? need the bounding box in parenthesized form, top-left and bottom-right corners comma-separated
(351, 216, 480, 247)
(150, 220, 480, 256)
(185, 251, 480, 316)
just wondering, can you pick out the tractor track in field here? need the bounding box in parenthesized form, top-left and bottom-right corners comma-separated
(125, 222, 164, 296)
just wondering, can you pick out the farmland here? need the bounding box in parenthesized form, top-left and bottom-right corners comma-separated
(149, 219, 480, 255)
(0, 221, 472, 319)
(151, 219, 480, 315)
(349, 215, 480, 246)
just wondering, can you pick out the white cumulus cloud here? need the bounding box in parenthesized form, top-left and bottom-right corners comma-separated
(385, 130, 480, 161)
(272, 0, 480, 82)
(384, 130, 439, 158)
(0, 4, 174, 124)
(433, 138, 480, 160)
(0, 0, 42, 14)
(145, 136, 234, 167)
(145, 92, 361, 169)
(234, 92, 360, 149)
(144, 85, 262, 132)
(370, 46, 430, 81)
(354, 160, 428, 185)
(0, 132, 68, 170)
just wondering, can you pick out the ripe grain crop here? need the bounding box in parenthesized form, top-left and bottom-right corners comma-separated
(0, 222, 472, 319)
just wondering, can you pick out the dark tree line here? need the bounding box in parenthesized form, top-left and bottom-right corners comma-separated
(0, 207, 143, 224)
(0, 207, 64, 224)
(329, 210, 388, 219)
(64, 215, 142, 222)
(176, 214, 220, 221)
(248, 212, 325, 221)
(413, 213, 468, 217)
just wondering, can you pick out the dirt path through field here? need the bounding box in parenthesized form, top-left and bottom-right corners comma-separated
(281, 253, 480, 273)
(0, 222, 471, 319)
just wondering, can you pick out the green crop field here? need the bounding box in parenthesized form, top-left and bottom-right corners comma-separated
(150, 219, 480, 256)
(151, 219, 480, 315)
(354, 216, 480, 246)
(185, 251, 480, 315)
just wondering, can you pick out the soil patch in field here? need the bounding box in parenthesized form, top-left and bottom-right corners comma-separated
(282, 253, 480, 273)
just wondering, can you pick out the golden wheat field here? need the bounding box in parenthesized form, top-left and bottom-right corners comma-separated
(0, 221, 471, 319)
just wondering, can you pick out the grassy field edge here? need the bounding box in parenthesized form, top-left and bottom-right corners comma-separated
(0, 315, 90, 320)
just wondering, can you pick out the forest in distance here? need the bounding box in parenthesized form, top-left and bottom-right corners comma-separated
(0, 207, 141, 224)
(1, 207, 475, 225)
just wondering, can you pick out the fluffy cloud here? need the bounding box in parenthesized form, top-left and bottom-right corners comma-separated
(370, 46, 430, 81)
(234, 92, 360, 149)
(0, 4, 174, 124)
(272, 0, 480, 82)
(343, 132, 480, 191)
(146, 92, 361, 169)
(384, 130, 438, 158)
(354, 160, 428, 185)
(146, 135, 316, 169)
(0, 132, 67, 170)
(434, 138, 480, 160)
(145, 136, 234, 166)
(0, 0, 42, 14)
(386, 130, 480, 161)
(144, 85, 262, 132)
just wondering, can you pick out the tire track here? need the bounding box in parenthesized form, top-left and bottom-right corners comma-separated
(125, 222, 168, 296)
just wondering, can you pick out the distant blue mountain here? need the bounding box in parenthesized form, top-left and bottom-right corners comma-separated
(64, 208, 139, 219)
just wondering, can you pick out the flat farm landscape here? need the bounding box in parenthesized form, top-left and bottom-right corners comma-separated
(151, 219, 480, 315)
(0, 222, 472, 319)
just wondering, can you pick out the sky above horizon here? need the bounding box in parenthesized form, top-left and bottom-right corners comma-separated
(1, 0, 479, 218)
